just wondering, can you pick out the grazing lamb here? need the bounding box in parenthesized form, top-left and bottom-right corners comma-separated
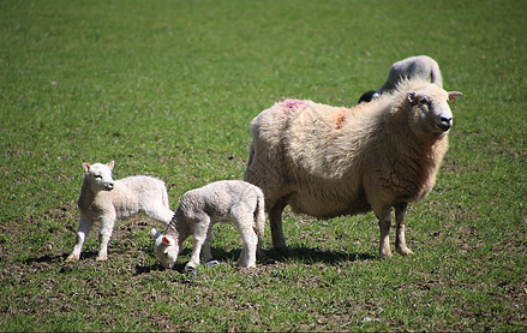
(66, 161, 174, 262)
(151, 180, 265, 270)
(359, 55, 443, 103)
(244, 78, 462, 257)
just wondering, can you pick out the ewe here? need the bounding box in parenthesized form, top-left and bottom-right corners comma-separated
(244, 78, 461, 257)
(359, 55, 443, 103)
(151, 180, 265, 270)
(66, 161, 174, 262)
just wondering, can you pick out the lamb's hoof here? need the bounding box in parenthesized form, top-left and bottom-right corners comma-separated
(183, 266, 198, 283)
(184, 266, 198, 275)
(96, 255, 108, 262)
(65, 255, 79, 262)
(205, 259, 222, 268)
(378, 249, 393, 259)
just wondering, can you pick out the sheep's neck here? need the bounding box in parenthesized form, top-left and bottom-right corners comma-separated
(78, 178, 95, 210)
(166, 213, 191, 243)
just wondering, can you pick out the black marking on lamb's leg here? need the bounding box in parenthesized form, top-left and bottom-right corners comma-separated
(268, 199, 289, 254)
(395, 202, 413, 255)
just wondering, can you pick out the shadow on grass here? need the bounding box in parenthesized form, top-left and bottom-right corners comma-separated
(134, 245, 375, 275)
(266, 245, 376, 264)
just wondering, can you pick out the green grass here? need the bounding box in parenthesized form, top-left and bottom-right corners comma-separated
(1, 0, 526, 331)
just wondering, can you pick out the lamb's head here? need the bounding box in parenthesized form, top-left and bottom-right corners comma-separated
(405, 84, 462, 136)
(151, 228, 179, 269)
(83, 161, 115, 192)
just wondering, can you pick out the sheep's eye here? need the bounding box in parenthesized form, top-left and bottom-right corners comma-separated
(94, 174, 102, 179)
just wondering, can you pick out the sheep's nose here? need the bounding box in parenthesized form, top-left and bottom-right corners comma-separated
(107, 182, 114, 190)
(439, 116, 452, 131)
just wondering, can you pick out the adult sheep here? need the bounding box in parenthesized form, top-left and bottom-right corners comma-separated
(244, 78, 461, 257)
(359, 55, 443, 103)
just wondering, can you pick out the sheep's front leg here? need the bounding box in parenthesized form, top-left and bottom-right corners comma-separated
(96, 215, 116, 261)
(202, 228, 214, 264)
(186, 217, 210, 269)
(269, 199, 289, 253)
(66, 215, 92, 262)
(377, 209, 393, 257)
(395, 202, 413, 255)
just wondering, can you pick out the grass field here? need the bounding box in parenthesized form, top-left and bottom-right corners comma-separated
(1, 0, 526, 331)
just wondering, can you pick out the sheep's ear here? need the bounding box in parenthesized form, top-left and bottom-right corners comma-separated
(162, 235, 175, 246)
(107, 161, 115, 170)
(448, 91, 462, 102)
(82, 162, 91, 174)
(407, 91, 418, 104)
(151, 228, 162, 239)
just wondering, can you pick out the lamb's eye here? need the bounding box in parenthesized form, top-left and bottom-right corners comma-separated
(94, 175, 102, 179)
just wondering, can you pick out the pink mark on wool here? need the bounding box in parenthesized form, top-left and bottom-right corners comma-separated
(282, 99, 309, 109)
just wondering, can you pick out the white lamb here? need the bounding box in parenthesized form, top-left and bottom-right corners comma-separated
(151, 180, 265, 270)
(66, 161, 174, 262)
(244, 78, 461, 257)
(359, 55, 443, 103)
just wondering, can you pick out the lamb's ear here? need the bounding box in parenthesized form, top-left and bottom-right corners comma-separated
(82, 162, 91, 174)
(107, 161, 115, 170)
(151, 228, 162, 239)
(448, 91, 462, 102)
(162, 235, 175, 246)
(407, 91, 418, 104)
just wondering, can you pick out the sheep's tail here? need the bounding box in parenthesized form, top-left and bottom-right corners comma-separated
(161, 182, 174, 224)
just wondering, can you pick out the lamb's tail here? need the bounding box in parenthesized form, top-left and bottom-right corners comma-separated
(161, 182, 174, 224)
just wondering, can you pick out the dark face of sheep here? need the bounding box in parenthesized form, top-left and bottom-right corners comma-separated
(407, 88, 462, 136)
(358, 90, 378, 103)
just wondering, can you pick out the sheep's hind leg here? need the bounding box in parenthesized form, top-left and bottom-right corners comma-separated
(235, 216, 258, 268)
(395, 202, 413, 255)
(377, 209, 393, 257)
(269, 199, 289, 254)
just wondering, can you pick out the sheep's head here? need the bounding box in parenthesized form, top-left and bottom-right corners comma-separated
(151, 228, 179, 269)
(406, 85, 462, 136)
(83, 161, 115, 192)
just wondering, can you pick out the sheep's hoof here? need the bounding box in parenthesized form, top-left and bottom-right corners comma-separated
(205, 259, 222, 268)
(273, 244, 291, 256)
(396, 246, 414, 256)
(256, 250, 268, 261)
(96, 255, 108, 262)
(65, 254, 79, 262)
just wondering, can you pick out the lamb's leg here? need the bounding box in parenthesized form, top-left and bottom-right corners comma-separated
(268, 199, 288, 253)
(377, 209, 393, 257)
(96, 215, 116, 261)
(395, 202, 413, 255)
(238, 224, 258, 268)
(66, 215, 92, 262)
(202, 228, 214, 263)
(186, 216, 210, 269)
